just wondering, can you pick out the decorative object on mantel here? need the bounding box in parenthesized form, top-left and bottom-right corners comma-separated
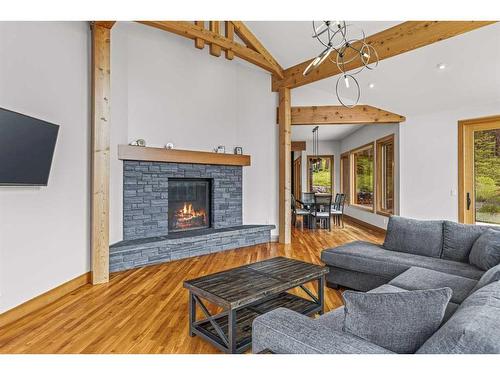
(234, 146, 243, 155)
(165, 142, 174, 150)
(129, 139, 146, 147)
(303, 21, 379, 108)
(118, 145, 251, 166)
(214, 145, 225, 154)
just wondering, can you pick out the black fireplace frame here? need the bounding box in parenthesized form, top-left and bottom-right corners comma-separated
(167, 177, 213, 233)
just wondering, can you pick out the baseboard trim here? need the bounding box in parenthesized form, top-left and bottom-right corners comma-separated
(0, 272, 91, 329)
(270, 234, 279, 243)
(344, 215, 387, 235)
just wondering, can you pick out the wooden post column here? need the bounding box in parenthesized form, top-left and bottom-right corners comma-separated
(278, 87, 292, 244)
(91, 21, 114, 284)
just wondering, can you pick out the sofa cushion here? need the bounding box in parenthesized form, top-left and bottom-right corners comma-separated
(417, 281, 500, 354)
(389, 267, 477, 304)
(367, 283, 458, 322)
(317, 284, 411, 331)
(469, 228, 500, 270)
(321, 241, 484, 280)
(252, 307, 393, 354)
(383, 216, 443, 258)
(342, 288, 452, 353)
(442, 221, 487, 262)
(470, 263, 500, 294)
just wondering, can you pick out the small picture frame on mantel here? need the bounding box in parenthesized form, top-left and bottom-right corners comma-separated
(234, 146, 243, 155)
(215, 145, 225, 154)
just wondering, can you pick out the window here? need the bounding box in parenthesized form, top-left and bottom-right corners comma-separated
(307, 155, 333, 193)
(376, 135, 395, 215)
(340, 153, 350, 204)
(352, 143, 374, 210)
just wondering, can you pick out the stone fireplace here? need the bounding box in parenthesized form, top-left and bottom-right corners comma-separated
(110, 154, 274, 272)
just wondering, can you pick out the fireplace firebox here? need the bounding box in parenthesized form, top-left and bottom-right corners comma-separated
(168, 178, 212, 233)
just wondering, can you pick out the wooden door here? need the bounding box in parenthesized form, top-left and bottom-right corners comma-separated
(458, 115, 500, 224)
(293, 156, 302, 200)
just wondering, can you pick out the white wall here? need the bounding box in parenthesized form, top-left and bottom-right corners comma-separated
(110, 22, 278, 241)
(0, 21, 278, 313)
(399, 101, 500, 221)
(340, 124, 400, 229)
(0, 22, 90, 313)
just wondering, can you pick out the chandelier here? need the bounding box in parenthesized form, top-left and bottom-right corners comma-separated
(303, 21, 379, 108)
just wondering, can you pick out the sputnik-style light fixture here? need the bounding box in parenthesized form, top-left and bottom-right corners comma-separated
(303, 21, 379, 108)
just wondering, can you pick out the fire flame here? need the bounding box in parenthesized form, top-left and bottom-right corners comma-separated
(174, 202, 207, 229)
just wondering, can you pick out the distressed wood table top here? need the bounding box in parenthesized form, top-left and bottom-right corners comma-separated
(184, 256, 329, 309)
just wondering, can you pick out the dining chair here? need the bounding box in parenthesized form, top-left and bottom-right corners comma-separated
(331, 193, 346, 228)
(291, 194, 310, 228)
(311, 194, 333, 231)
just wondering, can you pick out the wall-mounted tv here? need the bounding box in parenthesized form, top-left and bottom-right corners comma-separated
(0, 107, 59, 186)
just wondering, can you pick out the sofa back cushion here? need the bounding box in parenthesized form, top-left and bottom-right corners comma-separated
(342, 288, 452, 354)
(470, 263, 500, 294)
(469, 228, 500, 271)
(383, 216, 443, 258)
(417, 281, 500, 354)
(442, 221, 488, 262)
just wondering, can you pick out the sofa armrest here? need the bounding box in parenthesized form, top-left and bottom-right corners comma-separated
(252, 307, 393, 354)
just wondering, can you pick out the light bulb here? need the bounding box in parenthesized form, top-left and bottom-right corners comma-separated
(437, 63, 446, 70)
(369, 83, 375, 89)
(344, 76, 350, 88)
(363, 52, 370, 59)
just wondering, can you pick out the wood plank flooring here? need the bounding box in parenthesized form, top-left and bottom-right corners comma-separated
(0, 220, 383, 354)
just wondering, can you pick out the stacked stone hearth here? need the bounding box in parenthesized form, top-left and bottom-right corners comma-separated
(110, 161, 274, 272)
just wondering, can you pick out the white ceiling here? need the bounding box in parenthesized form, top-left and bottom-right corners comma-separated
(244, 21, 500, 141)
(245, 21, 400, 68)
(291, 124, 361, 141)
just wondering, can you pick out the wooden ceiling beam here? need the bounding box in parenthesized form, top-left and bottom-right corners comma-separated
(194, 21, 205, 49)
(272, 21, 497, 91)
(231, 21, 284, 79)
(138, 21, 282, 77)
(276, 105, 406, 125)
(224, 21, 235, 60)
(291, 141, 306, 151)
(209, 21, 222, 57)
(93, 21, 116, 29)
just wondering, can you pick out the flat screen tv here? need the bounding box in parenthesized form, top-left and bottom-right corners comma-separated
(0, 107, 59, 186)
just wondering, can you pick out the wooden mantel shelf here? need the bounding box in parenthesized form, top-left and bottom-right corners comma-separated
(118, 145, 251, 166)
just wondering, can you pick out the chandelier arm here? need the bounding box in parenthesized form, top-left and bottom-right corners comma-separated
(335, 74, 360, 108)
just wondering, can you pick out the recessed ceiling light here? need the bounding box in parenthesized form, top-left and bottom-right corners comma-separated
(437, 63, 446, 70)
(368, 83, 375, 88)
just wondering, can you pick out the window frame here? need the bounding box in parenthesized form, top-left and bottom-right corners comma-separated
(306, 155, 334, 194)
(340, 152, 350, 205)
(350, 142, 375, 212)
(376, 134, 395, 217)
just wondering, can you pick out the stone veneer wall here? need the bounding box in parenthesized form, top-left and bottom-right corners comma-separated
(123, 161, 243, 240)
(110, 225, 274, 272)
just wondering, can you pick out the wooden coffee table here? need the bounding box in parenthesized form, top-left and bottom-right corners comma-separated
(183, 256, 329, 353)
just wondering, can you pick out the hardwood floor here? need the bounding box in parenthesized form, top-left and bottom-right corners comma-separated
(0, 220, 383, 354)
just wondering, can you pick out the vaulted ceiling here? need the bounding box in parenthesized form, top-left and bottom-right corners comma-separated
(247, 21, 500, 117)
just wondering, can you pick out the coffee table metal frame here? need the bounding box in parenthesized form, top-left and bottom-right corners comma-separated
(184, 257, 328, 354)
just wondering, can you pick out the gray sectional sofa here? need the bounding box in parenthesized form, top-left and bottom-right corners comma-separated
(252, 216, 500, 354)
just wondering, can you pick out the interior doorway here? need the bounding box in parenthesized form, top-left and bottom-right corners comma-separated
(458, 115, 500, 225)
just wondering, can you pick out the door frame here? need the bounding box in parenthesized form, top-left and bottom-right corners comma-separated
(458, 115, 500, 224)
(293, 155, 302, 200)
